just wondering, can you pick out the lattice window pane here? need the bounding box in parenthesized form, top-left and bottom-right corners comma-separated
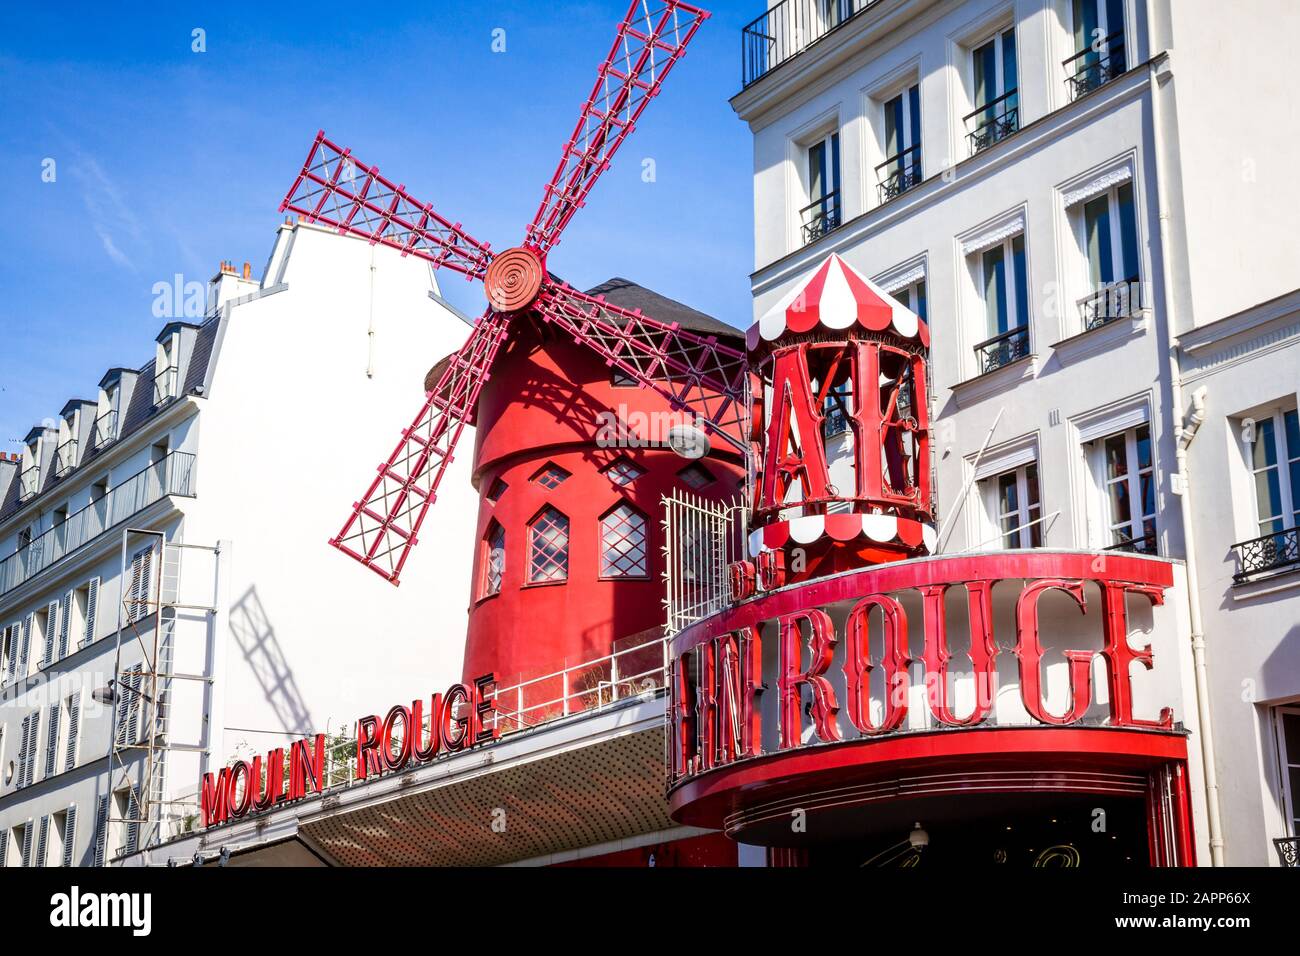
(529, 508, 569, 583)
(484, 523, 505, 596)
(601, 504, 647, 578)
(678, 463, 715, 490)
(486, 477, 508, 503)
(603, 457, 645, 486)
(532, 463, 570, 490)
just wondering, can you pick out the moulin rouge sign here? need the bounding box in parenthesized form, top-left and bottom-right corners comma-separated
(200, 675, 497, 828)
(668, 552, 1179, 785)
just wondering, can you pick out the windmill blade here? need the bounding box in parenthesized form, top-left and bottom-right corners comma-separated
(532, 280, 749, 451)
(524, 0, 710, 255)
(331, 309, 512, 584)
(282, 131, 495, 281)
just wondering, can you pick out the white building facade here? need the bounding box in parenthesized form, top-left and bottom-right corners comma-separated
(733, 0, 1300, 865)
(0, 220, 478, 867)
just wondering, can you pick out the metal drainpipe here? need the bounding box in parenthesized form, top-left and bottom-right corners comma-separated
(1146, 45, 1226, 865)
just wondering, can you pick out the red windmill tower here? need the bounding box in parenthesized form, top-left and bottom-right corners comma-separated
(278, 0, 749, 593)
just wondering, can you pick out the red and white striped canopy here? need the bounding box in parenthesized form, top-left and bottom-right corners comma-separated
(747, 253, 929, 351)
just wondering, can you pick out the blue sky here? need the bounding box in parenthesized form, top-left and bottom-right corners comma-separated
(0, 0, 760, 448)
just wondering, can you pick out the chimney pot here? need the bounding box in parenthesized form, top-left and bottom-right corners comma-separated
(242, 261, 251, 280)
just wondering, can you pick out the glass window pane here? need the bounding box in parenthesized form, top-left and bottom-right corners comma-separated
(999, 472, 1018, 515)
(830, 132, 841, 195)
(1256, 469, 1283, 523)
(1105, 434, 1128, 479)
(1002, 28, 1018, 93)
(809, 140, 826, 201)
(1109, 481, 1132, 526)
(915, 280, 928, 323)
(1140, 471, 1155, 517)
(1254, 418, 1278, 470)
(974, 40, 994, 108)
(1084, 194, 1113, 286)
(1011, 234, 1029, 328)
(983, 246, 1007, 335)
(1116, 183, 1139, 280)
(1026, 463, 1040, 507)
(1285, 409, 1299, 455)
(885, 95, 901, 158)
(1136, 424, 1151, 469)
(908, 85, 922, 157)
(1284, 713, 1300, 768)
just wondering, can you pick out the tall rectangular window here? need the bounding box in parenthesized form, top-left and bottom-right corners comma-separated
(878, 85, 922, 202)
(1277, 708, 1300, 843)
(1078, 182, 1140, 328)
(968, 28, 1018, 152)
(1098, 423, 1157, 553)
(988, 463, 1043, 549)
(1066, 0, 1127, 98)
(802, 131, 841, 245)
(1249, 409, 1300, 536)
(974, 235, 1030, 374)
(528, 507, 570, 583)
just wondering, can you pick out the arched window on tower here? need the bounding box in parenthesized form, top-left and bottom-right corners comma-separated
(600, 502, 649, 579)
(528, 507, 569, 583)
(481, 520, 505, 598)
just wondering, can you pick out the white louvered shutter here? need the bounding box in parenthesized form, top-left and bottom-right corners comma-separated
(20, 820, 33, 868)
(22, 712, 39, 788)
(17, 613, 32, 678)
(64, 694, 81, 772)
(43, 705, 60, 778)
(15, 715, 29, 788)
(83, 577, 99, 647)
(3, 625, 14, 682)
(92, 796, 109, 867)
(62, 806, 77, 867)
(34, 815, 49, 868)
(58, 590, 71, 659)
(41, 600, 58, 667)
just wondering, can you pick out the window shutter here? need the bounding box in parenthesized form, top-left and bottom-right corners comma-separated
(124, 789, 140, 855)
(17, 613, 32, 678)
(83, 577, 100, 647)
(34, 815, 49, 868)
(126, 673, 141, 744)
(41, 600, 58, 668)
(15, 715, 29, 789)
(43, 705, 61, 778)
(62, 806, 77, 867)
(20, 820, 33, 868)
(64, 694, 81, 772)
(58, 591, 71, 659)
(0, 826, 7, 868)
(92, 796, 109, 868)
(114, 673, 132, 745)
(22, 712, 39, 788)
(3, 625, 14, 682)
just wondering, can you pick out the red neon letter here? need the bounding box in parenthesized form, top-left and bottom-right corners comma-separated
(473, 673, 500, 745)
(411, 695, 443, 761)
(1099, 581, 1173, 729)
(1014, 579, 1094, 725)
(843, 594, 911, 734)
(356, 715, 383, 781)
(759, 348, 832, 513)
(200, 767, 232, 827)
(920, 581, 998, 726)
(441, 684, 472, 752)
(714, 628, 763, 765)
(778, 609, 841, 748)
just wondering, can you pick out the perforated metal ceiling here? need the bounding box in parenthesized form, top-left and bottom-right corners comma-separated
(302, 726, 669, 866)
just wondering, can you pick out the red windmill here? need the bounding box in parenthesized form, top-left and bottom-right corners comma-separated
(279, 1, 748, 585)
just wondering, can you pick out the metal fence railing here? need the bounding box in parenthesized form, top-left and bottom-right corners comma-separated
(0, 452, 196, 596)
(741, 0, 874, 88)
(662, 490, 747, 636)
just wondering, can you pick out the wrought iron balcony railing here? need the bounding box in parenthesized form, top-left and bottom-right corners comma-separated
(1275, 836, 1300, 867)
(92, 409, 118, 450)
(1106, 530, 1158, 556)
(1063, 35, 1126, 100)
(800, 191, 841, 245)
(153, 365, 179, 406)
(53, 439, 78, 479)
(876, 144, 922, 203)
(17, 466, 40, 502)
(741, 0, 872, 88)
(973, 325, 1030, 375)
(1233, 526, 1300, 582)
(0, 452, 196, 597)
(965, 88, 1019, 154)
(1079, 274, 1141, 330)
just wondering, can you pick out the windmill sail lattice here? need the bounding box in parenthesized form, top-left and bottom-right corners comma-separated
(280, 1, 740, 586)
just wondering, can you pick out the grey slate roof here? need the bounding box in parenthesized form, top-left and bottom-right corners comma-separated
(423, 277, 742, 391)
(0, 314, 222, 522)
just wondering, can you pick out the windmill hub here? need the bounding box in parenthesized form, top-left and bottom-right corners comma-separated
(485, 246, 545, 313)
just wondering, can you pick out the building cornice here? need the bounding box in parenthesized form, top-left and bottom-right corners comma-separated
(1176, 287, 1300, 381)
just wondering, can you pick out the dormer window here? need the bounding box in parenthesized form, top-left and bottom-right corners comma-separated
(18, 436, 41, 502)
(154, 335, 179, 406)
(94, 379, 121, 450)
(53, 410, 79, 479)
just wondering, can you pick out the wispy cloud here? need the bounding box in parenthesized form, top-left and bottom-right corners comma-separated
(71, 152, 144, 270)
